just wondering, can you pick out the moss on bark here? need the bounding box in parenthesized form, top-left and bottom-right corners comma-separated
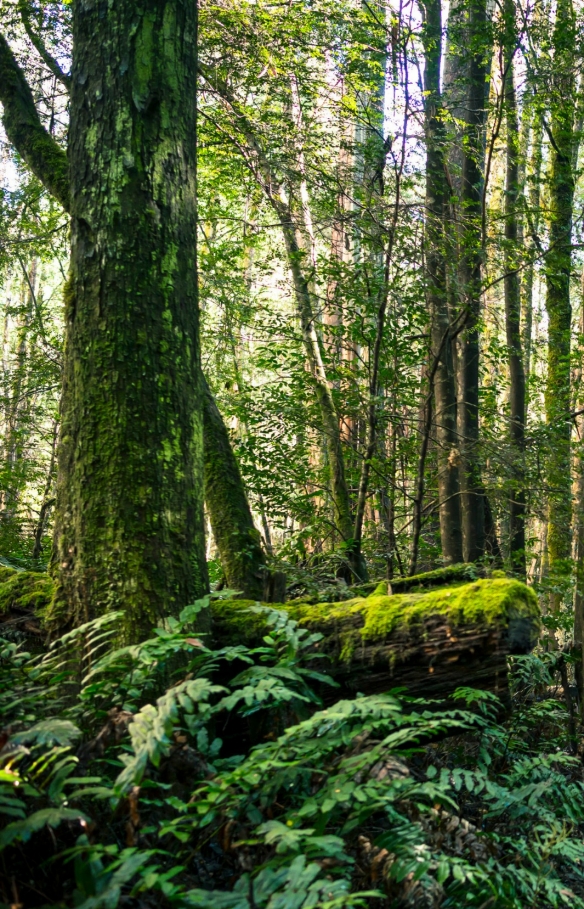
(209, 577, 540, 650)
(48, 1, 207, 641)
(203, 375, 266, 599)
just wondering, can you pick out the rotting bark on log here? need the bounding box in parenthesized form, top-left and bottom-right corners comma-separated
(302, 612, 532, 703)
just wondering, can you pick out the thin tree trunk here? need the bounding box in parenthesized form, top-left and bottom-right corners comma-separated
(522, 109, 543, 392)
(544, 0, 576, 609)
(31, 417, 59, 561)
(199, 65, 357, 571)
(1, 260, 36, 520)
(422, 0, 463, 567)
(503, 0, 526, 576)
(456, 0, 492, 563)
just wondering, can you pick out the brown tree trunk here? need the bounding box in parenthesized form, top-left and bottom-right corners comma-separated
(50, 1, 207, 640)
(503, 0, 526, 576)
(456, 0, 491, 563)
(422, 0, 463, 566)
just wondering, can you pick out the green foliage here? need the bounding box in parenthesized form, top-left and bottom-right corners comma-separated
(0, 608, 583, 908)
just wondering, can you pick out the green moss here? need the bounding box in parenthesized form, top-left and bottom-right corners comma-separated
(368, 580, 389, 597)
(210, 598, 268, 644)
(210, 578, 540, 659)
(349, 563, 481, 598)
(0, 570, 54, 615)
(359, 578, 539, 640)
(390, 563, 480, 593)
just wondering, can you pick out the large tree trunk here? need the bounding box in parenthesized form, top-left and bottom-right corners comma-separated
(0, 25, 271, 621)
(422, 0, 463, 567)
(503, 0, 526, 577)
(544, 0, 576, 609)
(50, 1, 207, 640)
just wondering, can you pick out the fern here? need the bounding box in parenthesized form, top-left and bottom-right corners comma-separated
(114, 677, 225, 794)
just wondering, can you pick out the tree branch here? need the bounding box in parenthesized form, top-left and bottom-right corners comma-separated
(18, 0, 71, 89)
(0, 30, 70, 211)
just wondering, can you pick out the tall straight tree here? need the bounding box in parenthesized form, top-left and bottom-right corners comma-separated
(456, 0, 492, 563)
(422, 0, 463, 565)
(545, 0, 576, 605)
(502, 0, 526, 576)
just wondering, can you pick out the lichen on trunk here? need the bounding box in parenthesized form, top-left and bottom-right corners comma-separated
(49, 1, 207, 641)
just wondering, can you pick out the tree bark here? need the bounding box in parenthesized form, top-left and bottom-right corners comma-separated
(422, 0, 463, 566)
(544, 0, 576, 607)
(49, 1, 207, 640)
(202, 374, 266, 599)
(456, 0, 491, 563)
(0, 18, 272, 627)
(503, 0, 526, 576)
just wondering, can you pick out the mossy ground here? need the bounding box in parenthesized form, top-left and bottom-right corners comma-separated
(0, 568, 54, 615)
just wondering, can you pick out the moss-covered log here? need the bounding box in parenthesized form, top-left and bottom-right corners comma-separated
(212, 577, 540, 700)
(0, 568, 540, 701)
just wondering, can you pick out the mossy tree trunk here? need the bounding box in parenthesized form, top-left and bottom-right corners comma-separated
(422, 0, 464, 567)
(544, 0, 576, 607)
(202, 374, 266, 599)
(0, 22, 271, 624)
(456, 0, 491, 564)
(51, 1, 207, 640)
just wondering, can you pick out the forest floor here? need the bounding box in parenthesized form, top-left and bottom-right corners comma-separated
(0, 569, 582, 908)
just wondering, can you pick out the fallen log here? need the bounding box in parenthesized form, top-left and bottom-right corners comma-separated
(0, 563, 540, 700)
(211, 577, 540, 701)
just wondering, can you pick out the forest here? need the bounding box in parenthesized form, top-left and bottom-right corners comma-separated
(1, 0, 584, 905)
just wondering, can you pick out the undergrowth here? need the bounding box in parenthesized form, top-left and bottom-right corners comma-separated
(0, 597, 583, 908)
